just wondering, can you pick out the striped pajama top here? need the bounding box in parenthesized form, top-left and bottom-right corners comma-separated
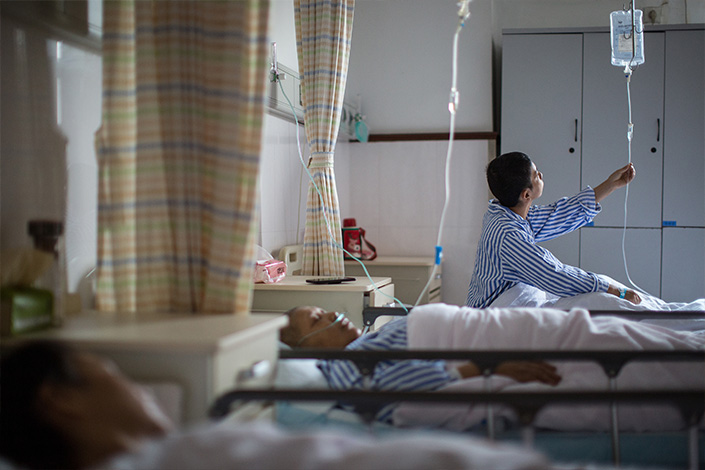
(317, 318, 456, 423)
(466, 187, 610, 308)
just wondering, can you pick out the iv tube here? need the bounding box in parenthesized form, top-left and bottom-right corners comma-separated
(620, 71, 650, 296)
(615, 0, 651, 297)
(414, 4, 469, 306)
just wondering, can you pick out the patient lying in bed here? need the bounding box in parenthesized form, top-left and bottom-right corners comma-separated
(0, 340, 547, 470)
(280, 304, 704, 432)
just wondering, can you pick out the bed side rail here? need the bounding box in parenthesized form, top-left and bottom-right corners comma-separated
(209, 385, 705, 469)
(362, 306, 705, 329)
(209, 388, 705, 424)
(280, 348, 704, 378)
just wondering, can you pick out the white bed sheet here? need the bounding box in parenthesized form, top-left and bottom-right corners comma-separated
(273, 301, 704, 433)
(99, 420, 550, 470)
(490, 277, 705, 313)
(393, 304, 705, 432)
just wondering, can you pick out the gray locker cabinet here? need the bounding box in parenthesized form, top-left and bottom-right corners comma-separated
(581, 32, 665, 228)
(501, 27, 704, 302)
(662, 30, 705, 228)
(661, 228, 705, 302)
(580, 227, 662, 297)
(500, 33, 583, 206)
(500, 33, 583, 267)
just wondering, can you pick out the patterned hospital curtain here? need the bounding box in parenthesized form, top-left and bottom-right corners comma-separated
(295, 0, 354, 276)
(96, 1, 269, 313)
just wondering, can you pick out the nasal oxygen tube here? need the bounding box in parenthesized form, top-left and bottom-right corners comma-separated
(610, 1, 650, 296)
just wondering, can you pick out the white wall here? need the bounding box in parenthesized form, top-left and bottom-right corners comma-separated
(341, 1, 495, 305)
(257, 113, 352, 259)
(268, 0, 300, 73)
(346, 0, 494, 133)
(347, 140, 490, 306)
(1, 16, 101, 305)
(260, 1, 492, 307)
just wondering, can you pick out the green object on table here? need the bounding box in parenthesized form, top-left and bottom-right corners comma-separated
(1, 286, 53, 336)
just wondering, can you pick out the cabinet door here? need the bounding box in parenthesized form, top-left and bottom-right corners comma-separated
(663, 30, 705, 228)
(582, 32, 664, 228)
(661, 228, 705, 302)
(580, 227, 661, 297)
(501, 33, 583, 205)
(501, 33, 583, 267)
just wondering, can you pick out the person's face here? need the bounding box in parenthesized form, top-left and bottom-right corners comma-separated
(290, 306, 361, 348)
(72, 353, 172, 439)
(528, 162, 544, 200)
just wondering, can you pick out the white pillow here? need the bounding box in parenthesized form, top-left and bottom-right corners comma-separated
(274, 358, 330, 389)
(274, 356, 334, 417)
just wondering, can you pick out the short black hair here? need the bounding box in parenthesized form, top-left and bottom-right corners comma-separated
(486, 152, 533, 207)
(0, 340, 84, 469)
(279, 306, 304, 347)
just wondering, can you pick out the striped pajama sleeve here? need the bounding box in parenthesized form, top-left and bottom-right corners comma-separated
(467, 187, 609, 308)
(316, 319, 456, 423)
(528, 187, 602, 242)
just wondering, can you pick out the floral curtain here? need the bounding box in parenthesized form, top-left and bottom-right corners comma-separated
(294, 0, 354, 276)
(95, 0, 269, 313)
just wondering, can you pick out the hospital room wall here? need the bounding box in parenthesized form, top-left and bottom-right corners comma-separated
(260, 0, 703, 307)
(257, 114, 352, 259)
(259, 1, 493, 306)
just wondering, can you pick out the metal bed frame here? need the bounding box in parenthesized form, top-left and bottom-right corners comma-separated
(211, 308, 705, 469)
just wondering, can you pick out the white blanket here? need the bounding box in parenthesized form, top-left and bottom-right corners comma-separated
(100, 421, 548, 470)
(491, 277, 705, 313)
(394, 304, 704, 432)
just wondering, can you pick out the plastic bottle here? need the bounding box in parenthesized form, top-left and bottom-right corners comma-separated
(28, 219, 66, 327)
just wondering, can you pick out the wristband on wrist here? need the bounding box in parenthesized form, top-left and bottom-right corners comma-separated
(618, 288, 626, 299)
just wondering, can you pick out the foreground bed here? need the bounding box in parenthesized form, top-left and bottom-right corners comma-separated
(214, 305, 704, 469)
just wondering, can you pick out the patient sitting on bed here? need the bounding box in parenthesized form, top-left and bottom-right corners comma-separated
(0, 340, 547, 470)
(466, 151, 640, 309)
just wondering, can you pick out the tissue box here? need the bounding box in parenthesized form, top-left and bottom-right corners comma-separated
(1, 286, 54, 336)
(253, 259, 287, 284)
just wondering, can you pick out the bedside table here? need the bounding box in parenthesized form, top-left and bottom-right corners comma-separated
(345, 257, 441, 305)
(251, 275, 394, 329)
(14, 311, 287, 425)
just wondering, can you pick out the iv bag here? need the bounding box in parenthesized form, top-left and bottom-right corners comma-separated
(610, 9, 645, 68)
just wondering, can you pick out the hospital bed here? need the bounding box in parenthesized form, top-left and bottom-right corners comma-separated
(211, 307, 705, 469)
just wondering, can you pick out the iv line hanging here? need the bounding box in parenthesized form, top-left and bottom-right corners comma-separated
(609, 0, 651, 297)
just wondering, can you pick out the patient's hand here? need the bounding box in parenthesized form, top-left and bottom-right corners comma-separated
(624, 289, 641, 304)
(495, 361, 561, 386)
(607, 284, 642, 304)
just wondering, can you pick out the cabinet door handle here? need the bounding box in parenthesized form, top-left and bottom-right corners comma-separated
(574, 119, 578, 142)
(657, 118, 660, 142)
